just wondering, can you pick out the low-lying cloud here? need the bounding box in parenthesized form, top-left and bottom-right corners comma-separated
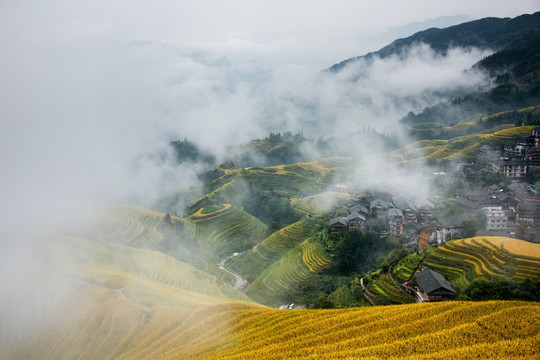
(0, 31, 493, 236)
(1, 0, 508, 244)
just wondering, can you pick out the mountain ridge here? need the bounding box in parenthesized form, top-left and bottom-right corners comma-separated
(328, 11, 540, 73)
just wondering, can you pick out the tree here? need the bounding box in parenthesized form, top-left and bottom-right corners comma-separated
(462, 218, 480, 238)
(312, 294, 334, 309)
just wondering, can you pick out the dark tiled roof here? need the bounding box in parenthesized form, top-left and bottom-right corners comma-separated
(414, 268, 456, 295)
(350, 204, 369, 215)
(417, 198, 434, 210)
(438, 213, 470, 228)
(347, 212, 366, 222)
(392, 196, 417, 212)
(454, 197, 477, 209)
(518, 202, 537, 212)
(388, 208, 404, 218)
(330, 217, 349, 227)
(370, 199, 389, 209)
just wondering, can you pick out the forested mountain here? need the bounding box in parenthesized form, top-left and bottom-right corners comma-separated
(328, 12, 540, 73)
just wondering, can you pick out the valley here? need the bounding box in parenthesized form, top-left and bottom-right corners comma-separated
(3, 9, 540, 360)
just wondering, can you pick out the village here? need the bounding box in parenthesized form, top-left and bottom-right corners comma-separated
(329, 126, 540, 252)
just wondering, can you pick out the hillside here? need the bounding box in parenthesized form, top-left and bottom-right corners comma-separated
(363, 236, 540, 305)
(185, 157, 358, 229)
(327, 13, 540, 134)
(328, 12, 540, 73)
(68, 204, 267, 284)
(1, 231, 256, 359)
(4, 298, 538, 359)
(393, 236, 540, 286)
(391, 124, 535, 164)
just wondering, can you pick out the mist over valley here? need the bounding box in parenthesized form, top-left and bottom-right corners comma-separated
(1, 2, 540, 359)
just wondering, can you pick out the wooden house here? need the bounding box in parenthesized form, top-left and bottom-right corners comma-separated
(418, 230, 429, 250)
(329, 217, 349, 232)
(414, 268, 457, 302)
(387, 208, 404, 236)
(370, 199, 389, 217)
(350, 204, 369, 217)
(347, 212, 366, 231)
(517, 202, 536, 223)
(416, 199, 435, 220)
(392, 195, 418, 223)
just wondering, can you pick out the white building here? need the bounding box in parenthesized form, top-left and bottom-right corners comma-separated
(483, 207, 508, 231)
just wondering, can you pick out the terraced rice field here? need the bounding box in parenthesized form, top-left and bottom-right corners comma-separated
(486, 236, 540, 258)
(241, 166, 326, 196)
(245, 236, 331, 306)
(426, 237, 540, 282)
(291, 192, 350, 216)
(395, 126, 534, 163)
(386, 236, 540, 303)
(227, 219, 313, 281)
(245, 246, 312, 306)
(7, 298, 536, 359)
(188, 205, 268, 261)
(366, 273, 414, 305)
(187, 180, 248, 211)
(57, 235, 249, 301)
(390, 236, 540, 295)
(311, 157, 359, 169)
(301, 240, 331, 273)
(72, 205, 193, 248)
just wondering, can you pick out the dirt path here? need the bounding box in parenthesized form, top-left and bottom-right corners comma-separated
(54, 272, 151, 325)
(387, 264, 416, 301)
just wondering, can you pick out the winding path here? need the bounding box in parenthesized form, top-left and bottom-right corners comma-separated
(219, 252, 247, 289)
(360, 277, 376, 306)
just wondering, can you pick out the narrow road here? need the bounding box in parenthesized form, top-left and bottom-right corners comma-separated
(360, 277, 376, 306)
(218, 252, 247, 290)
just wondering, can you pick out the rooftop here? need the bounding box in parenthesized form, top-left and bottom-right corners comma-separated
(414, 268, 456, 295)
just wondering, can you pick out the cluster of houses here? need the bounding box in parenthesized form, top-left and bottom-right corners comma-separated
(452, 182, 540, 229)
(329, 128, 540, 249)
(330, 174, 540, 250)
(329, 194, 436, 241)
(479, 127, 540, 179)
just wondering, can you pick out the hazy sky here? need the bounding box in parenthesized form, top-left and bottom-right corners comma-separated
(0, 1, 538, 232)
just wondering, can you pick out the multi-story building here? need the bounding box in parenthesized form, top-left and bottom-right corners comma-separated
(483, 207, 508, 231)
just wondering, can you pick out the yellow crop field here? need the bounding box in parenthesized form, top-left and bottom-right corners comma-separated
(5, 296, 537, 359)
(485, 236, 540, 258)
(301, 240, 331, 272)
